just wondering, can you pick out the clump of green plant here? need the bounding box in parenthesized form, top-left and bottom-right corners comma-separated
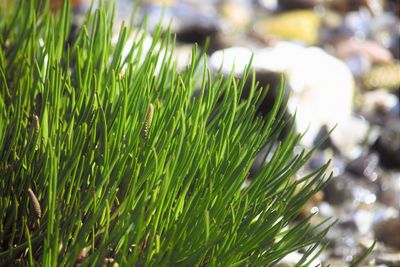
(0, 1, 333, 266)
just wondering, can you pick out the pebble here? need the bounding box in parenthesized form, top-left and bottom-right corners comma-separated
(142, 3, 223, 44)
(276, 251, 321, 267)
(389, 102, 399, 118)
(346, 152, 380, 181)
(335, 38, 393, 64)
(375, 252, 400, 267)
(330, 116, 370, 159)
(255, 10, 321, 45)
(363, 63, 400, 91)
(354, 208, 374, 234)
(359, 89, 399, 118)
(209, 46, 254, 76)
(278, 0, 325, 10)
(330, 0, 373, 13)
(220, 2, 252, 29)
(374, 217, 400, 249)
(323, 174, 356, 205)
(388, 32, 400, 59)
(341, 9, 372, 39)
(372, 118, 400, 168)
(379, 172, 400, 207)
(343, 53, 372, 77)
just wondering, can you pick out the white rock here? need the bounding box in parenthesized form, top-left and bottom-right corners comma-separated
(210, 42, 355, 148)
(209, 46, 254, 76)
(277, 251, 321, 267)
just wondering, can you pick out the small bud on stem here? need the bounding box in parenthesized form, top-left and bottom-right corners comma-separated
(141, 103, 154, 140)
(32, 115, 40, 133)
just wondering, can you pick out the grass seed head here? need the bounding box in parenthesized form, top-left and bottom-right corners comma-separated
(27, 188, 41, 219)
(141, 103, 154, 140)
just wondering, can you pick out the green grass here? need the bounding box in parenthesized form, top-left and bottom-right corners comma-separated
(0, 1, 333, 266)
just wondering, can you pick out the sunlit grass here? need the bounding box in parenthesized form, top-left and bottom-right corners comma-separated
(0, 1, 333, 266)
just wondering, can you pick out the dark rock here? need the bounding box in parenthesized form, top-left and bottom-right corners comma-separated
(278, 0, 325, 10)
(378, 172, 400, 207)
(387, 0, 400, 18)
(330, 0, 370, 13)
(312, 126, 339, 152)
(388, 32, 400, 60)
(335, 38, 393, 65)
(323, 173, 378, 205)
(374, 217, 400, 249)
(242, 70, 291, 119)
(346, 152, 379, 181)
(243, 70, 295, 145)
(326, 222, 360, 258)
(323, 174, 355, 205)
(372, 118, 400, 168)
(142, 3, 222, 45)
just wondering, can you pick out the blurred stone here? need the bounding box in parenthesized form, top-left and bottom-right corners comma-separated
(242, 70, 291, 119)
(220, 2, 252, 29)
(335, 38, 393, 64)
(330, 116, 369, 159)
(209, 46, 253, 76)
(389, 32, 400, 60)
(257, 0, 279, 11)
(343, 53, 372, 77)
(352, 182, 377, 206)
(369, 13, 399, 49)
(354, 208, 374, 234)
(319, 202, 336, 217)
(330, 0, 370, 13)
(321, 10, 343, 29)
(376, 252, 400, 267)
(341, 9, 372, 39)
(379, 172, 400, 207)
(255, 10, 321, 45)
(309, 150, 346, 176)
(372, 205, 399, 225)
(374, 217, 400, 249)
(328, 223, 360, 259)
(389, 101, 400, 118)
(277, 251, 321, 267)
(363, 63, 400, 91)
(346, 152, 379, 181)
(142, 3, 223, 45)
(359, 89, 398, 118)
(210, 42, 355, 148)
(173, 44, 194, 71)
(309, 150, 331, 170)
(278, 0, 325, 9)
(323, 172, 378, 206)
(387, 0, 400, 17)
(372, 118, 400, 168)
(323, 174, 355, 205)
(300, 190, 325, 218)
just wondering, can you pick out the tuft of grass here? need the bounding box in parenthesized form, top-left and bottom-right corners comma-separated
(0, 0, 333, 266)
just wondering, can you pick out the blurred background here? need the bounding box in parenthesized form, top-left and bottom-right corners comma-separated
(47, 0, 400, 265)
